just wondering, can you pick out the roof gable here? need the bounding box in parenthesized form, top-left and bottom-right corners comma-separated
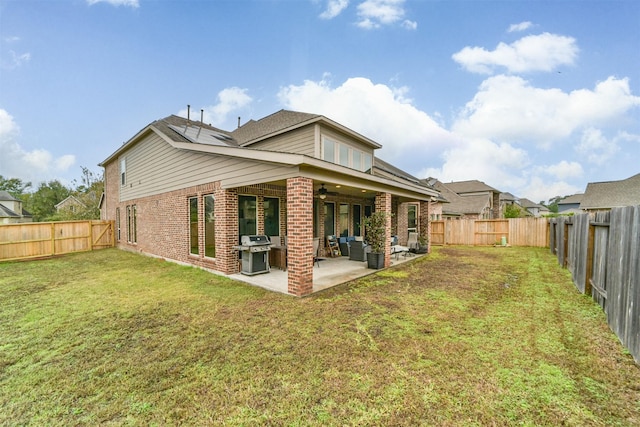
(231, 110, 320, 146)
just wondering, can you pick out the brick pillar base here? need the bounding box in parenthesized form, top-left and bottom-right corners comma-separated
(287, 177, 314, 296)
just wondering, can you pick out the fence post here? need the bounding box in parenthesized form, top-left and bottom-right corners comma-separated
(585, 222, 595, 296)
(563, 221, 569, 268)
(89, 221, 94, 251)
(50, 222, 56, 256)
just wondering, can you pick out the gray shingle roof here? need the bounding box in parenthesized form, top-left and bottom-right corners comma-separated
(433, 180, 489, 215)
(231, 110, 321, 146)
(558, 193, 583, 205)
(0, 190, 20, 202)
(444, 180, 501, 194)
(580, 173, 640, 209)
(0, 203, 19, 218)
(519, 198, 548, 210)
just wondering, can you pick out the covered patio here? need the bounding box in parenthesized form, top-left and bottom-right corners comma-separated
(229, 250, 424, 295)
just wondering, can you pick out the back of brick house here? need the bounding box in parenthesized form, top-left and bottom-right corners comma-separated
(100, 110, 439, 296)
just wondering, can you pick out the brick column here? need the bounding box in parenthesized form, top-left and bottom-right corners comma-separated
(420, 200, 431, 254)
(287, 177, 314, 296)
(375, 192, 392, 268)
(216, 188, 239, 274)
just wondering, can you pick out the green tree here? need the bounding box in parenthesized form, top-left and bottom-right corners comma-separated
(0, 175, 31, 198)
(51, 167, 103, 221)
(504, 203, 525, 218)
(25, 180, 71, 222)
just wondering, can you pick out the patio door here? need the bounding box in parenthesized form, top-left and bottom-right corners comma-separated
(324, 202, 335, 237)
(407, 204, 418, 237)
(264, 197, 279, 237)
(353, 204, 362, 236)
(238, 195, 256, 241)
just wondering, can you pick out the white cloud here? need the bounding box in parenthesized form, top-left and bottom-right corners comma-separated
(278, 76, 459, 167)
(452, 32, 578, 74)
(418, 138, 530, 188)
(540, 160, 584, 180)
(320, 0, 349, 19)
(453, 75, 640, 147)
(178, 87, 253, 128)
(1, 36, 31, 70)
(518, 176, 581, 204)
(0, 109, 76, 183)
(86, 0, 139, 8)
(508, 21, 533, 33)
(402, 20, 417, 30)
(575, 128, 621, 165)
(356, 0, 412, 29)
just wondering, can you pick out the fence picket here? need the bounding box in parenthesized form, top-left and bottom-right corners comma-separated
(551, 206, 640, 364)
(0, 220, 114, 261)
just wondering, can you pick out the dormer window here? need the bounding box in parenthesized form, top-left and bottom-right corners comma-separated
(322, 137, 372, 173)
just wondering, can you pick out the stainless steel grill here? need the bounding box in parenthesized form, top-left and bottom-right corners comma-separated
(233, 235, 271, 275)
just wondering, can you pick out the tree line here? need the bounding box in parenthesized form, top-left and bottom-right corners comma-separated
(1, 167, 103, 222)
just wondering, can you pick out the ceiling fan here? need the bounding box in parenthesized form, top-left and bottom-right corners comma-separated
(317, 183, 339, 199)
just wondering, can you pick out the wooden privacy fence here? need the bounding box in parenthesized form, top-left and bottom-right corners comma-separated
(430, 218, 549, 247)
(0, 220, 115, 262)
(550, 206, 640, 364)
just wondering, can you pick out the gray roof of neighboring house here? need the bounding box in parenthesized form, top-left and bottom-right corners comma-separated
(0, 190, 20, 202)
(519, 198, 549, 211)
(500, 192, 518, 202)
(0, 203, 19, 218)
(444, 180, 501, 194)
(433, 180, 489, 215)
(558, 193, 583, 205)
(580, 173, 640, 209)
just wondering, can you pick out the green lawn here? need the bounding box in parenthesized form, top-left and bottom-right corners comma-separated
(1, 246, 639, 426)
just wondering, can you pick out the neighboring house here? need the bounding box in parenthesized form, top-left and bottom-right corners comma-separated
(0, 191, 33, 224)
(99, 110, 439, 296)
(580, 173, 640, 212)
(518, 198, 550, 217)
(426, 179, 500, 219)
(557, 193, 583, 215)
(55, 195, 86, 213)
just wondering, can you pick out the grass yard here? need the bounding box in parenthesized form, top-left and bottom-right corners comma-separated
(1, 246, 639, 426)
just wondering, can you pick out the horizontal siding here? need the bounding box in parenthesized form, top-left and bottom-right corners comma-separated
(250, 126, 315, 156)
(120, 133, 299, 201)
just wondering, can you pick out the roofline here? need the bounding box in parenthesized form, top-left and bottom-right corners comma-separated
(167, 140, 437, 200)
(241, 114, 383, 149)
(99, 119, 436, 200)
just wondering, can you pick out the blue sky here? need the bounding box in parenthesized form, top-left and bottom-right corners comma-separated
(1, 0, 639, 203)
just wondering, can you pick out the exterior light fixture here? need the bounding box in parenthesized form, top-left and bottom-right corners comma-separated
(318, 184, 328, 199)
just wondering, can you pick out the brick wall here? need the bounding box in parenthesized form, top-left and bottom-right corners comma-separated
(101, 169, 242, 274)
(286, 177, 314, 296)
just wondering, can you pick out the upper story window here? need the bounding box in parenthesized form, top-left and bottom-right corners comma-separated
(120, 158, 126, 186)
(322, 137, 373, 173)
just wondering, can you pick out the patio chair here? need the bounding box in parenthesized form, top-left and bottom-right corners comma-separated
(349, 240, 369, 262)
(313, 237, 323, 267)
(407, 232, 419, 250)
(269, 235, 282, 247)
